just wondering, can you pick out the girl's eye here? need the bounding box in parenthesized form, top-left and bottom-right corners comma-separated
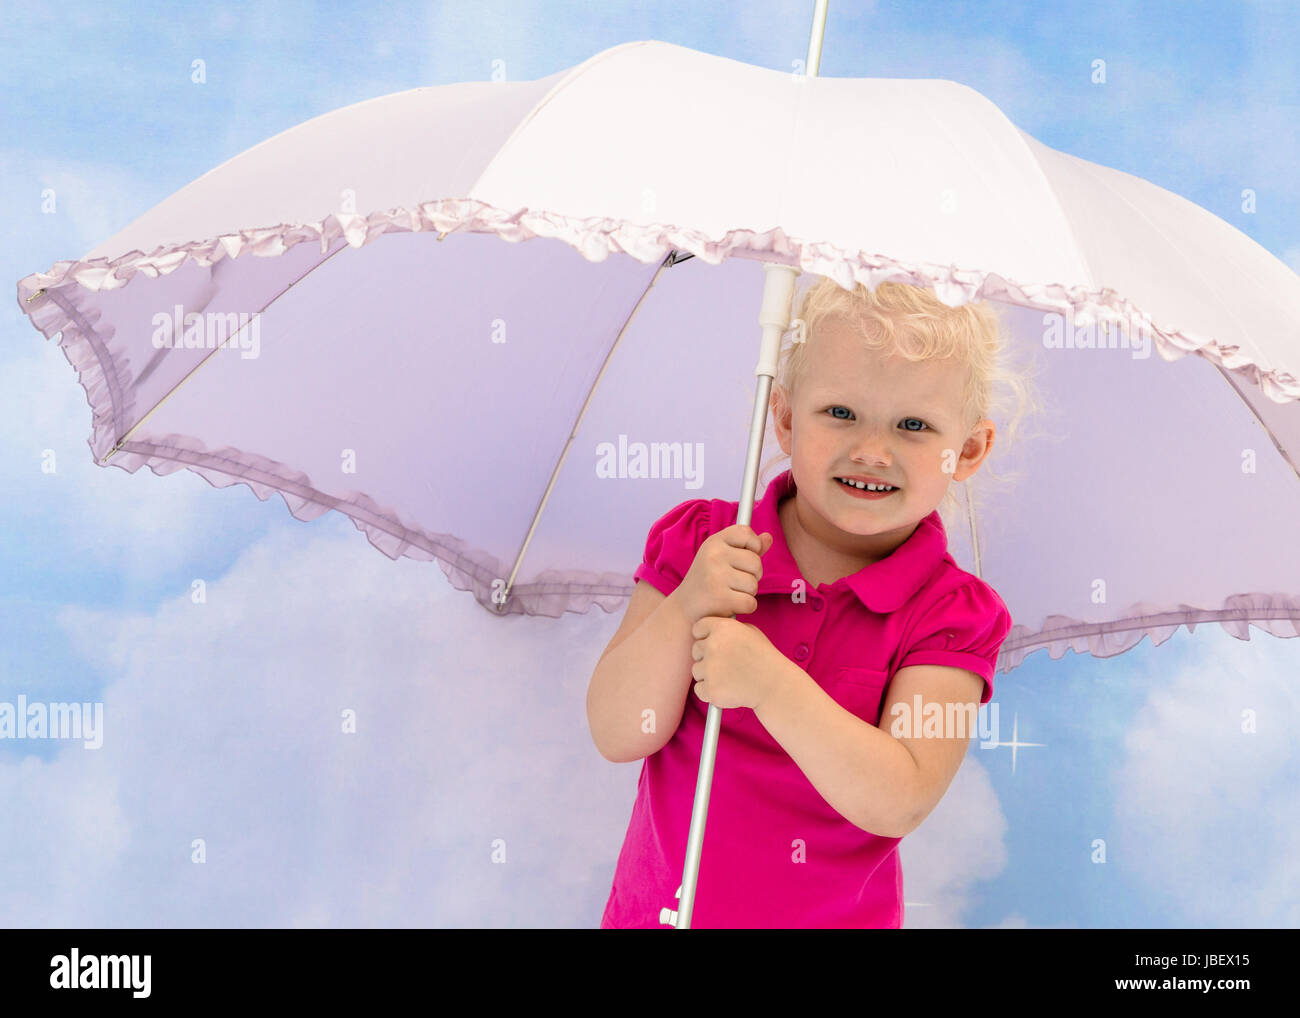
(825, 407, 930, 432)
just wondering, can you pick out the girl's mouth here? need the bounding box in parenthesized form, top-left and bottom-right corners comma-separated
(834, 477, 900, 500)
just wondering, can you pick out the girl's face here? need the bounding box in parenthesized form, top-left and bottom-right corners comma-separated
(771, 314, 995, 560)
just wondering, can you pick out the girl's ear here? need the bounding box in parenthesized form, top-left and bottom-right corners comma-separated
(770, 386, 794, 452)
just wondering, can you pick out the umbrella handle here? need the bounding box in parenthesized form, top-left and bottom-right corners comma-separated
(673, 262, 799, 929)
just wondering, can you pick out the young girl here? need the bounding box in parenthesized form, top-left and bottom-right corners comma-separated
(587, 276, 1038, 929)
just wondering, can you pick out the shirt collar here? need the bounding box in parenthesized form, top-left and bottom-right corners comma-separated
(750, 468, 948, 613)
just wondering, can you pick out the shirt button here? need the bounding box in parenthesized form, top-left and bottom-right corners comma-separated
(811, 599, 824, 612)
(794, 643, 809, 661)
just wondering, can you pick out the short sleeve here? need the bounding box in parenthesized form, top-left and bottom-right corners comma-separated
(633, 499, 714, 597)
(897, 580, 1012, 705)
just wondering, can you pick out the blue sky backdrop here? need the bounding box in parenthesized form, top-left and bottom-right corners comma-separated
(1, 0, 1297, 928)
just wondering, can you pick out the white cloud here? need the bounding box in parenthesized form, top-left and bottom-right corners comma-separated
(899, 751, 1009, 928)
(0, 754, 130, 921)
(1111, 630, 1300, 927)
(0, 522, 625, 926)
(0, 342, 229, 578)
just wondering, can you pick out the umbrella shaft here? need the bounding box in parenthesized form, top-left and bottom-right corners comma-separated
(675, 263, 797, 928)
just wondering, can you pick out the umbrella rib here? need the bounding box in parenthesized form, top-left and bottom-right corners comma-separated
(1213, 362, 1300, 482)
(963, 477, 983, 580)
(495, 249, 680, 612)
(99, 242, 353, 465)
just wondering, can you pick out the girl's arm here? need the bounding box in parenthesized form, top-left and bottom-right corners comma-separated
(754, 661, 984, 838)
(586, 581, 698, 763)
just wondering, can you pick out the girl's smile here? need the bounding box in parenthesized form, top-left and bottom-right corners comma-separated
(832, 476, 900, 499)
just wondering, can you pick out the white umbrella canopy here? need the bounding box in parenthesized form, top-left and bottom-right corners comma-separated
(16, 38, 1300, 672)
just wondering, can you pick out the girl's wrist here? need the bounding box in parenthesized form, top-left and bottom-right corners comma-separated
(665, 588, 696, 627)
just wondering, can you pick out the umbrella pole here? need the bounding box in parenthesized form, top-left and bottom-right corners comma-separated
(672, 0, 827, 932)
(673, 262, 799, 929)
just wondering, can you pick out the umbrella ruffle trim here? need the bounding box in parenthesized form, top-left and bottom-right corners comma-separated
(99, 433, 636, 619)
(997, 596, 1300, 672)
(16, 196, 1300, 406)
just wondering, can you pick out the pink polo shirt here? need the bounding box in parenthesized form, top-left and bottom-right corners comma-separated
(599, 467, 1012, 929)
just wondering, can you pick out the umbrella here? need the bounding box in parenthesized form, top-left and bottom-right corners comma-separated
(16, 24, 1300, 930)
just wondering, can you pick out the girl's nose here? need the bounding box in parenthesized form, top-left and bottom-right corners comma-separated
(850, 436, 893, 465)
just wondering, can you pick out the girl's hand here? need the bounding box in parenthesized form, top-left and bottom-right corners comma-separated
(674, 525, 774, 627)
(689, 615, 785, 711)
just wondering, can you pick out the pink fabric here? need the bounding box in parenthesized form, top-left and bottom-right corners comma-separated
(599, 468, 1011, 929)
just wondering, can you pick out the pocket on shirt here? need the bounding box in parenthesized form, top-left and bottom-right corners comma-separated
(830, 667, 892, 728)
